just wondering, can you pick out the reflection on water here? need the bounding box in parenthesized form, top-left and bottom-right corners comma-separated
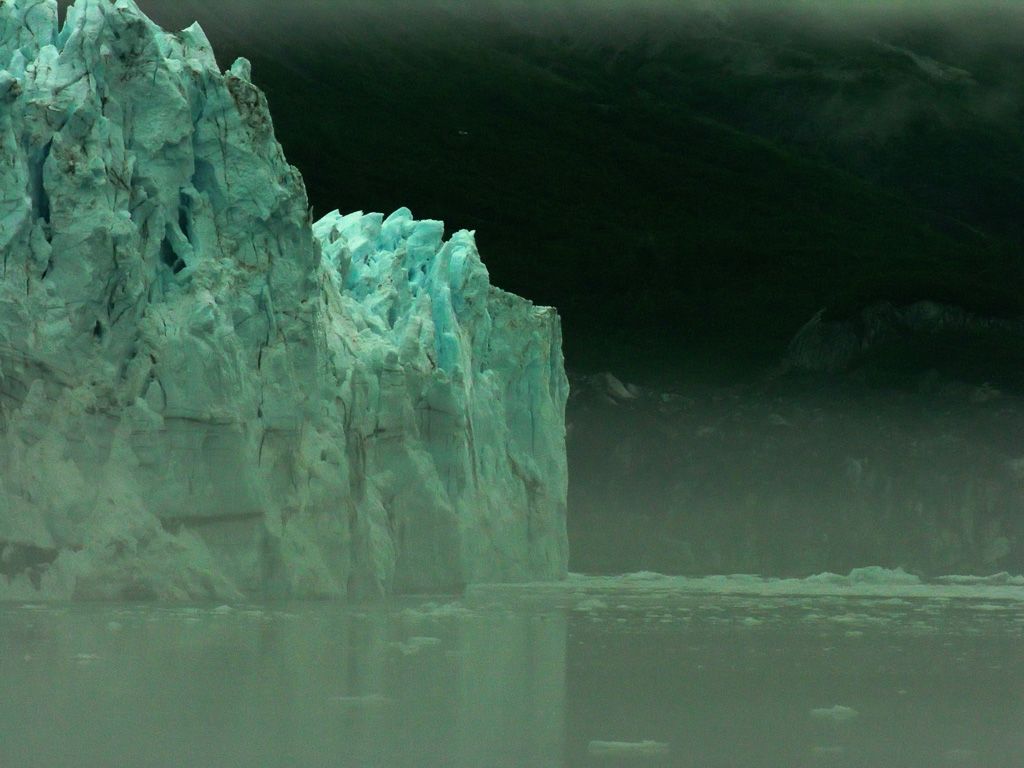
(1, 598, 565, 768)
(2, 575, 1024, 767)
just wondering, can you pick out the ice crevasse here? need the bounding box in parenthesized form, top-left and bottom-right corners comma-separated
(0, 0, 569, 599)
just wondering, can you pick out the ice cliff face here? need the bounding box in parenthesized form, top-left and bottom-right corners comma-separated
(0, 0, 568, 599)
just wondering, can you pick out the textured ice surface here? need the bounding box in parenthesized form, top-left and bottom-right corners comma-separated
(0, 0, 568, 599)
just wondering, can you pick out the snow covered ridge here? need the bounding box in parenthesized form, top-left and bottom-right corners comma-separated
(0, 0, 568, 599)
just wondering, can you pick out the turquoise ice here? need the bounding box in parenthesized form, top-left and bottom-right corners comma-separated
(0, 0, 568, 599)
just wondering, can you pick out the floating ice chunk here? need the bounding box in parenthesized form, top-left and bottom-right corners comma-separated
(846, 566, 921, 585)
(804, 567, 921, 588)
(810, 705, 859, 722)
(390, 636, 443, 656)
(587, 740, 670, 757)
(935, 572, 1024, 587)
(563, 571, 1024, 601)
(400, 602, 474, 621)
(620, 571, 670, 582)
(601, 372, 636, 401)
(573, 597, 609, 612)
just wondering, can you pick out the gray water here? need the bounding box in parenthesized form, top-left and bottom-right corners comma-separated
(3, 575, 1024, 768)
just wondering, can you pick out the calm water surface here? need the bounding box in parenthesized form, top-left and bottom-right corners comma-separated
(3, 575, 1024, 767)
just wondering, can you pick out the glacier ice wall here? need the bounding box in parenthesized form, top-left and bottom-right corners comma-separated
(0, 0, 568, 599)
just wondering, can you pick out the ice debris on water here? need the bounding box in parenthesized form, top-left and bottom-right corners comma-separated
(390, 636, 443, 656)
(573, 597, 608, 612)
(587, 740, 670, 757)
(566, 567, 1024, 601)
(399, 602, 474, 622)
(810, 705, 859, 722)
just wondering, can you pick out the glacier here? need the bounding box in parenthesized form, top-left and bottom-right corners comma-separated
(0, 0, 568, 599)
